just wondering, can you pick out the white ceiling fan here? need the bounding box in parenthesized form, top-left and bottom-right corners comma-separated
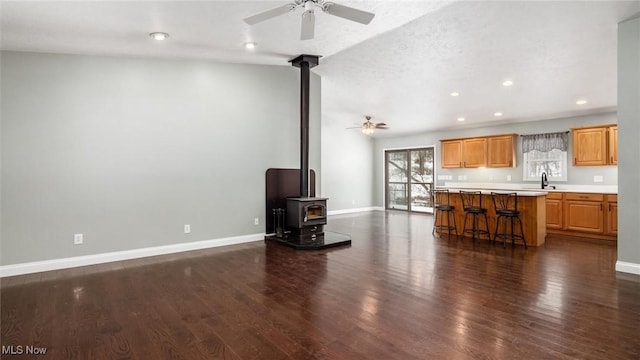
(347, 115, 388, 135)
(244, 0, 375, 40)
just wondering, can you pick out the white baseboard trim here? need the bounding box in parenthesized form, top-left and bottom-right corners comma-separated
(328, 206, 385, 216)
(615, 261, 640, 275)
(0, 233, 264, 278)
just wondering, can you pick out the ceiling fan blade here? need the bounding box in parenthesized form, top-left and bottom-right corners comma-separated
(244, 4, 296, 25)
(322, 2, 375, 25)
(301, 10, 315, 40)
(375, 123, 387, 127)
(345, 126, 361, 129)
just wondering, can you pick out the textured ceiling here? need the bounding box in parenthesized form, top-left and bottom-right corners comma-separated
(2, 1, 638, 137)
(316, 1, 639, 136)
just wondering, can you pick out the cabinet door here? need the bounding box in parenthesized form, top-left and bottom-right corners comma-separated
(488, 135, 515, 167)
(441, 140, 463, 168)
(462, 138, 487, 167)
(546, 199, 563, 229)
(573, 127, 607, 166)
(607, 195, 618, 235)
(565, 200, 604, 233)
(608, 126, 618, 165)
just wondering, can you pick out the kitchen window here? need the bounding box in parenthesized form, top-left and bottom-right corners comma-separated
(522, 132, 569, 182)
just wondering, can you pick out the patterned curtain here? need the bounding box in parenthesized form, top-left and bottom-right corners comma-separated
(521, 132, 569, 153)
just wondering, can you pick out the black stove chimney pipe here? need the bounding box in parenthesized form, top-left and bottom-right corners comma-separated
(290, 55, 319, 198)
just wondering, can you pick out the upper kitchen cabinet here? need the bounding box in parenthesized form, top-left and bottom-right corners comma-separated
(440, 134, 516, 168)
(608, 125, 617, 165)
(488, 134, 517, 168)
(572, 124, 617, 166)
(441, 140, 463, 168)
(462, 137, 487, 168)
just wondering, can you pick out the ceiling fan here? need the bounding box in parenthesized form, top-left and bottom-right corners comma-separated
(243, 0, 375, 40)
(347, 116, 388, 135)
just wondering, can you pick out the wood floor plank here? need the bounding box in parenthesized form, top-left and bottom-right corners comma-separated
(2, 211, 640, 359)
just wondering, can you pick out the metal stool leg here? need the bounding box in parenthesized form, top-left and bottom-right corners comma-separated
(518, 217, 527, 249)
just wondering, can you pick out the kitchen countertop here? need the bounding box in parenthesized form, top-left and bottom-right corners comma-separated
(439, 187, 547, 196)
(442, 182, 618, 194)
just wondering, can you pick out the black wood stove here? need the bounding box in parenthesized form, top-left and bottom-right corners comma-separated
(264, 54, 350, 250)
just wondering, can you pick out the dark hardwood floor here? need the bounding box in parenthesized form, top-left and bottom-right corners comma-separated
(2, 211, 640, 359)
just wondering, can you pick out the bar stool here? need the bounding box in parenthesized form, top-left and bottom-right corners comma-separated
(459, 191, 491, 242)
(491, 192, 527, 249)
(430, 189, 458, 237)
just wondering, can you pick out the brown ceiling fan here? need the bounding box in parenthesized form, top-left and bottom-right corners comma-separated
(347, 116, 388, 135)
(243, 0, 375, 40)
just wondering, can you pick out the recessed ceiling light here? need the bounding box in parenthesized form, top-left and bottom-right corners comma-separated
(502, 80, 514, 87)
(450, 92, 459, 97)
(576, 99, 587, 105)
(457, 117, 465, 122)
(149, 32, 169, 41)
(494, 112, 503, 117)
(244, 42, 257, 50)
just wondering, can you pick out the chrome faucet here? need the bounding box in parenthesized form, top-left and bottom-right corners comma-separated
(541, 172, 548, 189)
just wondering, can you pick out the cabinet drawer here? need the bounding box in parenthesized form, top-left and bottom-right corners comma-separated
(546, 192, 563, 200)
(607, 194, 617, 202)
(565, 193, 604, 202)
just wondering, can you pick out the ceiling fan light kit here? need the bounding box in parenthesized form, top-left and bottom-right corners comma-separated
(244, 0, 375, 40)
(346, 115, 388, 135)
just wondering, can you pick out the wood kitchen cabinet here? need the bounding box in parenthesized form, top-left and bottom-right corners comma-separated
(564, 193, 604, 233)
(441, 140, 463, 168)
(461, 137, 487, 167)
(488, 135, 516, 168)
(572, 124, 617, 166)
(440, 134, 515, 168)
(606, 194, 617, 235)
(545, 192, 563, 229)
(546, 191, 616, 241)
(608, 126, 618, 165)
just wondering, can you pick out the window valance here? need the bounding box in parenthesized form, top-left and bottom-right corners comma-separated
(521, 131, 569, 153)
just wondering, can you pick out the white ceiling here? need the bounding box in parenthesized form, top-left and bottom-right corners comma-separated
(2, 1, 639, 137)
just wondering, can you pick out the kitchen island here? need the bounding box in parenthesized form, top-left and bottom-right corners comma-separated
(436, 188, 547, 246)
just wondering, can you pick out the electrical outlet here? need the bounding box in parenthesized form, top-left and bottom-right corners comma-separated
(457, 175, 464, 181)
(74, 233, 83, 245)
(254, 217, 259, 225)
(184, 224, 191, 234)
(352, 200, 356, 205)
(507, 175, 512, 181)
(594, 175, 603, 183)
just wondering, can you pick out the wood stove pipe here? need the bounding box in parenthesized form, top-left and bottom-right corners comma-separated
(290, 55, 319, 198)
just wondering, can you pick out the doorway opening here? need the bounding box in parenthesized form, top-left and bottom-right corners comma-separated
(385, 147, 435, 213)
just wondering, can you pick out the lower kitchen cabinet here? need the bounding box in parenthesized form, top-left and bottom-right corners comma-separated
(606, 194, 617, 236)
(545, 192, 563, 229)
(546, 192, 616, 241)
(564, 194, 604, 233)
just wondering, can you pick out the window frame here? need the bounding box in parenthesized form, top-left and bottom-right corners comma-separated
(522, 149, 568, 182)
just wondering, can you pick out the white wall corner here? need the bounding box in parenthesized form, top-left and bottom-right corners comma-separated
(615, 261, 640, 276)
(0, 233, 265, 277)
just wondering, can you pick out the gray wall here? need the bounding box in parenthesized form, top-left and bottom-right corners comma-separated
(1, 51, 321, 265)
(374, 113, 618, 206)
(321, 111, 375, 211)
(617, 16, 640, 266)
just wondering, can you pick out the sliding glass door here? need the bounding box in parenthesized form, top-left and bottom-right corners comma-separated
(385, 147, 435, 213)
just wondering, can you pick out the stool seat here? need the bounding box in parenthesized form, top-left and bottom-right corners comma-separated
(464, 207, 487, 214)
(435, 204, 454, 211)
(496, 209, 520, 217)
(491, 192, 527, 249)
